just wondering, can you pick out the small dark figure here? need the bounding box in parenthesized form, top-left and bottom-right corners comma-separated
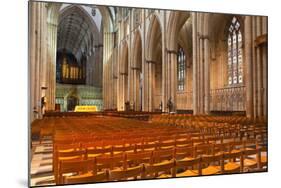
(167, 97, 173, 113)
(159, 101, 163, 111)
(125, 101, 130, 111)
(41, 96, 47, 115)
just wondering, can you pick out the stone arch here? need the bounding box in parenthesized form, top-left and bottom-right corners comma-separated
(45, 3, 114, 111)
(165, 11, 193, 112)
(121, 40, 129, 75)
(145, 14, 163, 111)
(206, 14, 245, 89)
(132, 30, 142, 68)
(166, 11, 190, 51)
(145, 14, 163, 60)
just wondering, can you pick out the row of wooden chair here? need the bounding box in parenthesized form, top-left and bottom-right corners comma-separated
(54, 139, 267, 184)
(58, 148, 267, 184)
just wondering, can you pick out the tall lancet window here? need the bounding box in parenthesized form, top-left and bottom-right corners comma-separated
(228, 17, 243, 85)
(177, 46, 186, 91)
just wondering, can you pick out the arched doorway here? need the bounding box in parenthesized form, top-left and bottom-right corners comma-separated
(67, 96, 78, 111)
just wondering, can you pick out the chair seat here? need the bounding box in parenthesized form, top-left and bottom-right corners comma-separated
(113, 151, 122, 155)
(181, 157, 195, 161)
(244, 158, 257, 168)
(202, 166, 221, 175)
(58, 156, 81, 161)
(160, 146, 174, 150)
(126, 150, 135, 153)
(224, 162, 240, 173)
(231, 149, 241, 154)
(158, 174, 172, 179)
(177, 169, 198, 177)
(176, 144, 190, 147)
(65, 171, 107, 183)
(67, 172, 93, 179)
(154, 160, 172, 166)
(87, 154, 101, 158)
(143, 148, 155, 151)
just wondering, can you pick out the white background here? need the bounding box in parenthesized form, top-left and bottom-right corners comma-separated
(0, 0, 279, 187)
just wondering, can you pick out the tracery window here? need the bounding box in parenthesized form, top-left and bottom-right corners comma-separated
(227, 17, 243, 85)
(177, 46, 186, 91)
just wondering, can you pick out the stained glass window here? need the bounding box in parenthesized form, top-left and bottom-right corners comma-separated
(228, 17, 243, 85)
(177, 46, 186, 91)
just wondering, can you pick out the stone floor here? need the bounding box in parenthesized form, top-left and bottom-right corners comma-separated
(30, 138, 55, 187)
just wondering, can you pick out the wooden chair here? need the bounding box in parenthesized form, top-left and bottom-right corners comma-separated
(109, 165, 144, 181)
(194, 143, 214, 157)
(143, 159, 176, 179)
(152, 148, 175, 164)
(174, 145, 194, 161)
(125, 151, 153, 169)
(141, 141, 159, 152)
(242, 148, 259, 172)
(58, 159, 95, 184)
(158, 140, 175, 150)
(64, 170, 109, 184)
(95, 153, 126, 171)
(175, 139, 192, 147)
(112, 144, 136, 155)
(86, 146, 113, 159)
(54, 143, 81, 153)
(199, 154, 223, 176)
(257, 147, 267, 170)
(221, 151, 243, 174)
(54, 149, 86, 184)
(175, 157, 201, 177)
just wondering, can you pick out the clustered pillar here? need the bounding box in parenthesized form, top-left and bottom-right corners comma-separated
(29, 2, 49, 121)
(191, 12, 210, 115)
(244, 16, 268, 121)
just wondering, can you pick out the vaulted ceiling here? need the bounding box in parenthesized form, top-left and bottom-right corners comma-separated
(57, 5, 100, 60)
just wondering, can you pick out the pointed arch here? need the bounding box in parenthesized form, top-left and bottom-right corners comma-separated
(166, 11, 190, 51)
(132, 30, 142, 68)
(145, 14, 163, 60)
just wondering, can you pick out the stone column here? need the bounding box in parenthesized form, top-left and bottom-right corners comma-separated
(256, 17, 263, 119)
(29, 2, 36, 122)
(262, 17, 268, 120)
(162, 49, 168, 112)
(192, 12, 198, 114)
(103, 32, 108, 109)
(102, 34, 106, 109)
(35, 3, 42, 118)
(251, 18, 257, 119)
(141, 11, 146, 112)
(145, 60, 155, 112)
(169, 51, 178, 112)
(244, 16, 253, 119)
(204, 36, 210, 114)
(148, 61, 153, 112)
(143, 60, 149, 111)
(110, 33, 114, 109)
(167, 52, 171, 103)
(161, 12, 167, 113)
(198, 36, 204, 114)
